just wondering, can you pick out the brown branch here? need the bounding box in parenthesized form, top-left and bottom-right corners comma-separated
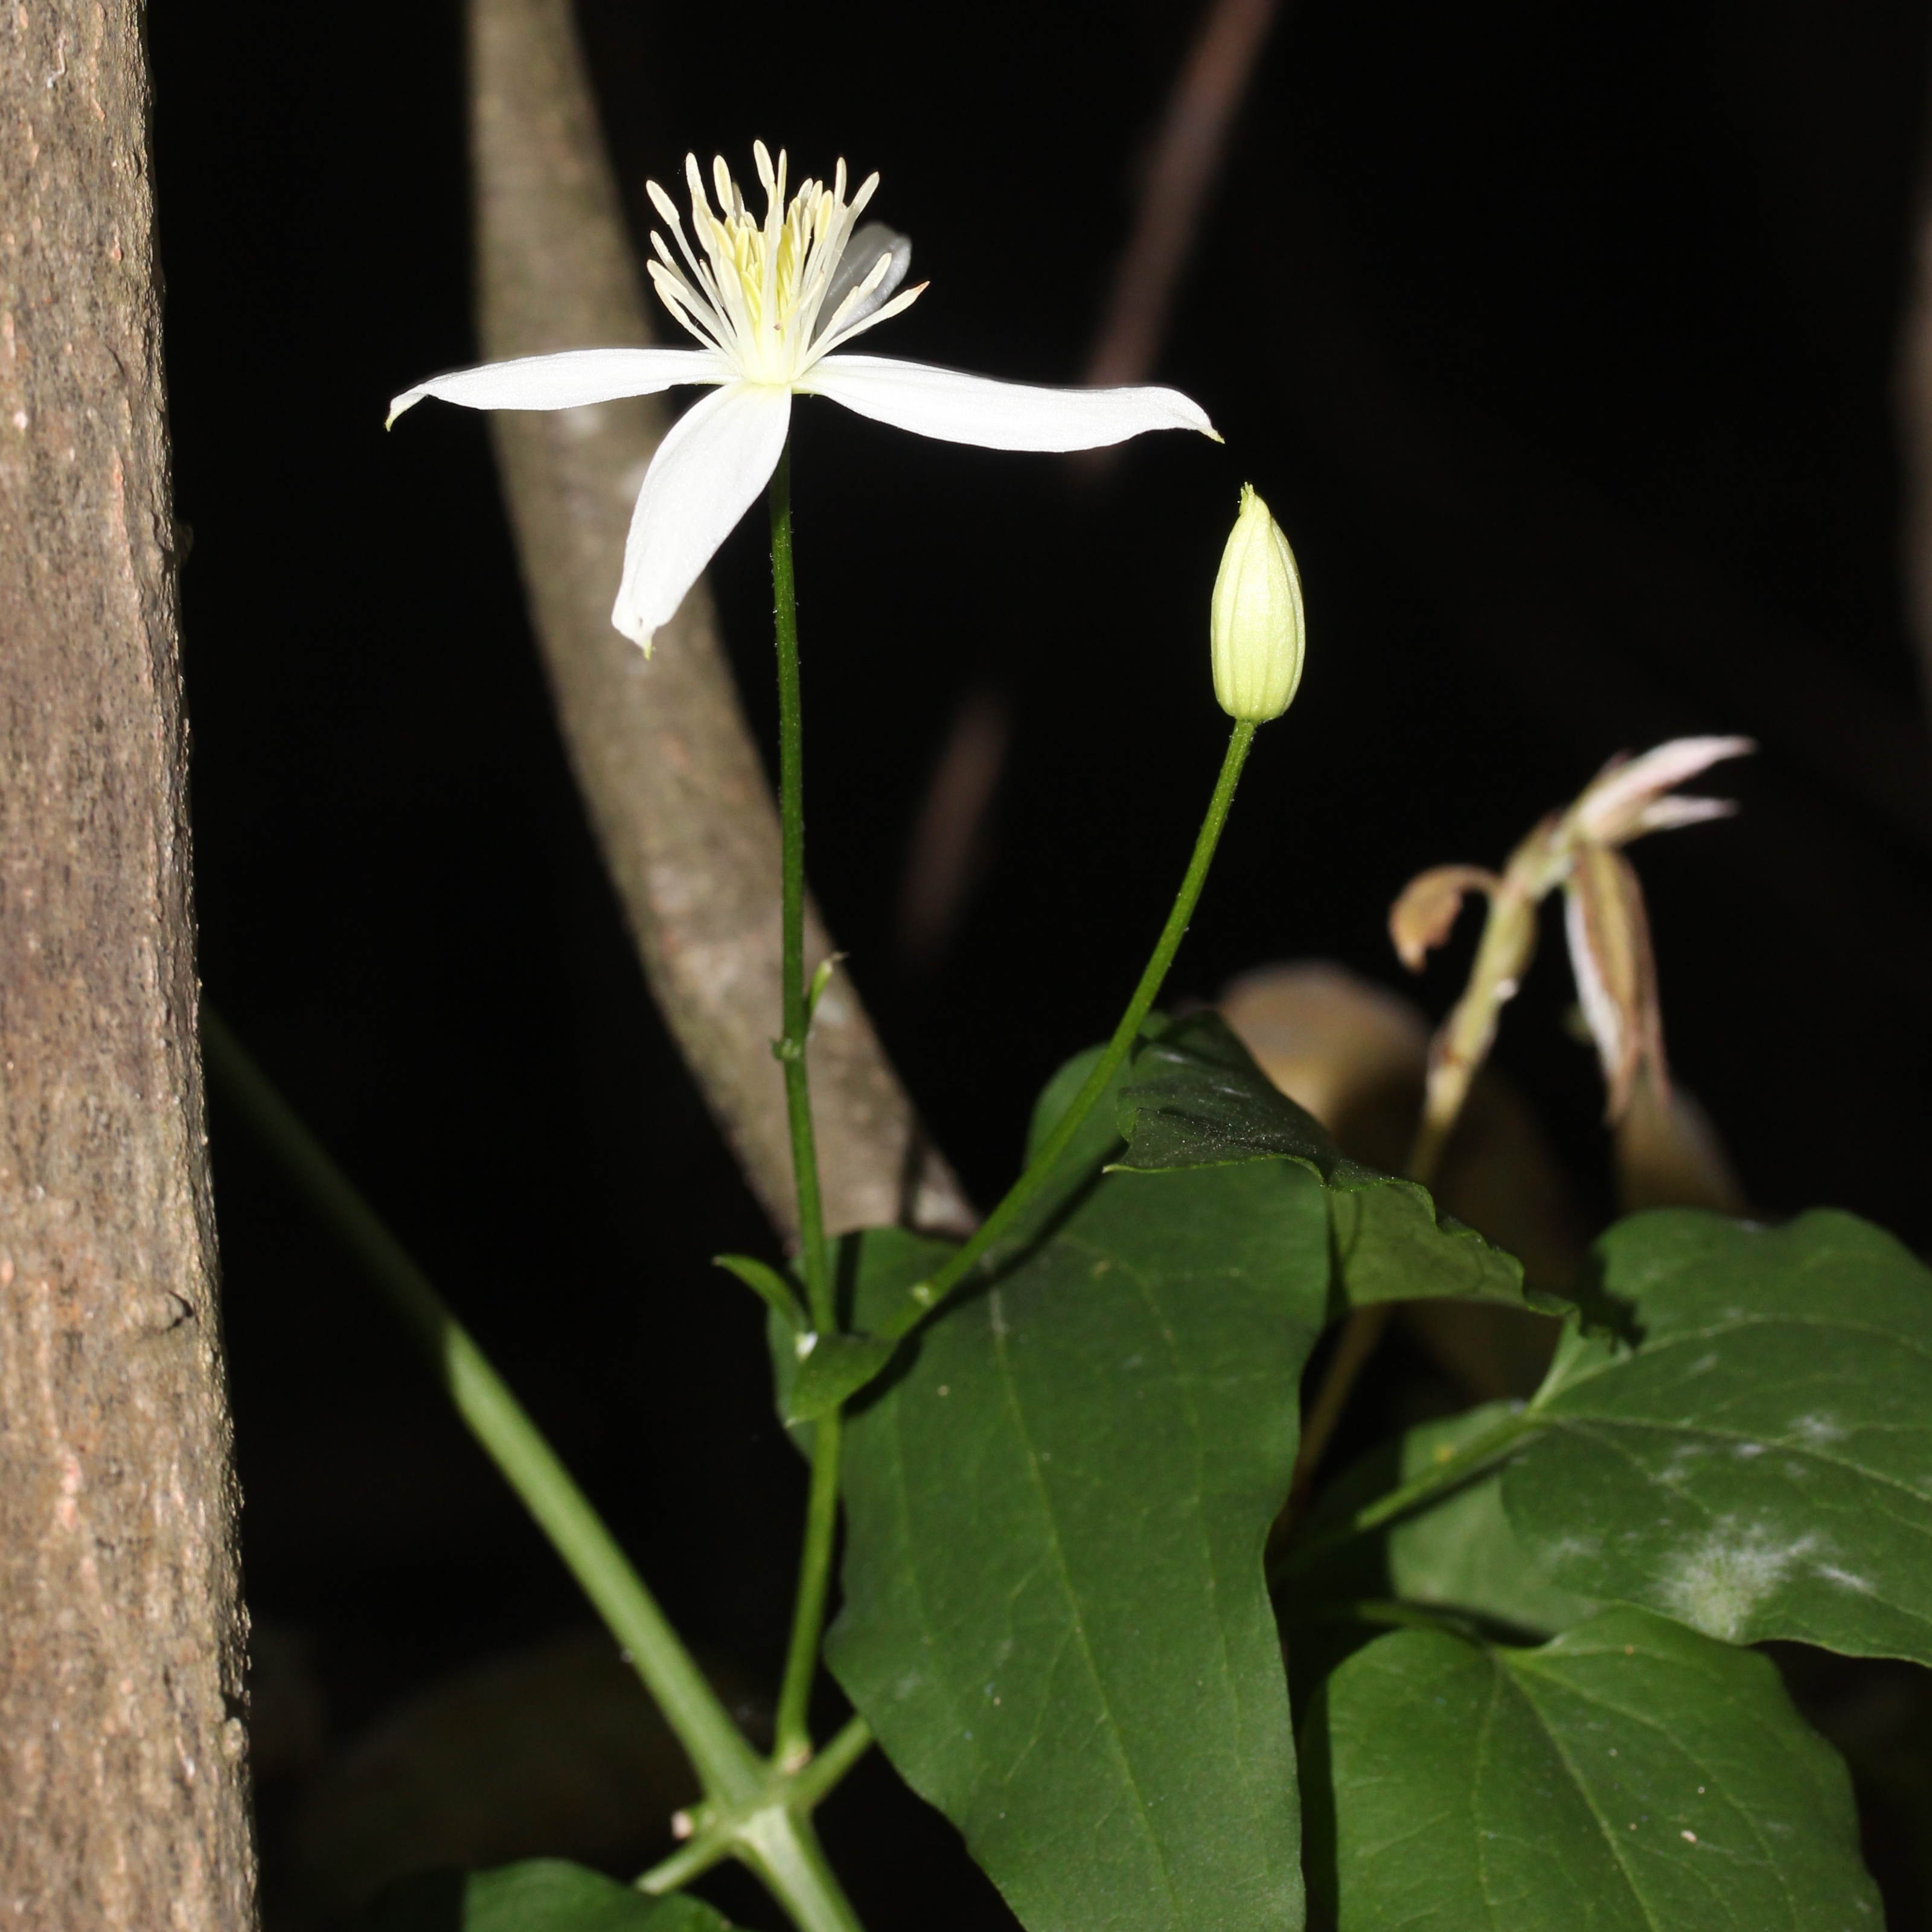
(1899, 63, 1932, 733)
(1084, 0, 1284, 389)
(0, 6, 255, 1925)
(467, 0, 972, 1240)
(894, 685, 1011, 973)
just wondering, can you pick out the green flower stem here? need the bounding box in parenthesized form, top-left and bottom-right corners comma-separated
(199, 1006, 764, 1810)
(769, 438, 833, 1334)
(1273, 1406, 1544, 1585)
(767, 437, 848, 1779)
(774, 1407, 842, 1765)
(893, 719, 1259, 1334)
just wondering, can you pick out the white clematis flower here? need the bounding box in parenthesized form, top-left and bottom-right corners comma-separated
(390, 142, 1220, 651)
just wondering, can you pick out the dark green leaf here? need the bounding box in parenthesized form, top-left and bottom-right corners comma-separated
(1112, 1013, 1543, 1314)
(1302, 1607, 1880, 1930)
(1293, 1403, 1595, 1639)
(352, 1860, 729, 1932)
(1503, 1208, 1932, 1665)
(1110, 1009, 1341, 1172)
(830, 1157, 1331, 1932)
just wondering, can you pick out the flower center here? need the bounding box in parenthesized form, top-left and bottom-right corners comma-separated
(645, 143, 918, 386)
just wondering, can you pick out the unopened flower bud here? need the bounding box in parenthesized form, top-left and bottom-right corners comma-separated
(1210, 485, 1305, 723)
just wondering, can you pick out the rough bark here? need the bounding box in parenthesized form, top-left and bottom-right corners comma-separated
(468, 0, 972, 1239)
(0, 5, 255, 1927)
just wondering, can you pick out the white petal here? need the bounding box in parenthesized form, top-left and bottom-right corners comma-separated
(1575, 735, 1754, 840)
(1563, 883, 1624, 1083)
(800, 353, 1219, 451)
(388, 347, 726, 426)
(1633, 795, 1738, 834)
(613, 382, 792, 651)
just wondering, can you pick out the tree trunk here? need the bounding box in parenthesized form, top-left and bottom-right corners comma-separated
(0, 5, 255, 1927)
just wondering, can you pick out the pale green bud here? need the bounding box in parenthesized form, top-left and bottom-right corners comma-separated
(1209, 484, 1305, 723)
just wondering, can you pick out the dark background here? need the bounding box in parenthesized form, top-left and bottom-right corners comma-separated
(148, 0, 1932, 1923)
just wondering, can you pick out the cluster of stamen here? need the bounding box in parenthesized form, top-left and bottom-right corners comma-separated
(645, 142, 919, 386)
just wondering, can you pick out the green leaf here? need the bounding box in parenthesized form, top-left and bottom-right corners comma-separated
(764, 1227, 958, 1442)
(1503, 1208, 1932, 1665)
(830, 1157, 1332, 1932)
(1112, 1012, 1543, 1314)
(352, 1860, 729, 1931)
(805, 952, 845, 1027)
(1301, 1607, 1881, 1931)
(1293, 1403, 1596, 1639)
(714, 1255, 804, 1330)
(1110, 1009, 1342, 1171)
(784, 1332, 899, 1424)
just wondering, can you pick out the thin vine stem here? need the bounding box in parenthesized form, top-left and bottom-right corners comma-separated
(636, 1828, 736, 1899)
(890, 719, 1258, 1335)
(775, 1407, 842, 1764)
(1272, 1405, 1544, 1587)
(1291, 1598, 1491, 1640)
(199, 1006, 763, 1808)
(1285, 1302, 1394, 1514)
(787, 1712, 874, 1807)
